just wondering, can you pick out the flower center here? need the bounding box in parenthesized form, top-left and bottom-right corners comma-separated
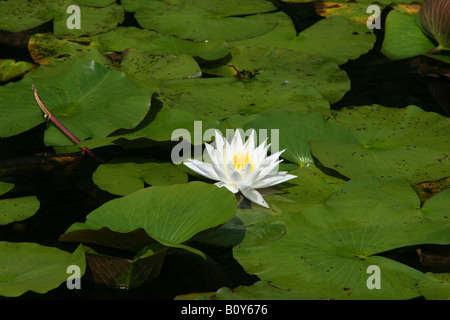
(233, 151, 255, 172)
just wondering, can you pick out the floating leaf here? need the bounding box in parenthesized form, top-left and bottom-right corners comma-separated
(202, 47, 350, 104)
(28, 33, 95, 65)
(116, 48, 202, 89)
(124, 0, 278, 41)
(231, 13, 375, 65)
(234, 176, 450, 299)
(310, 105, 450, 184)
(0, 60, 152, 150)
(0, 243, 85, 297)
(244, 111, 358, 166)
(263, 165, 347, 214)
(61, 182, 237, 257)
(0, 181, 40, 225)
(418, 272, 450, 300)
(93, 27, 231, 61)
(0, 0, 54, 33)
(54, 3, 124, 38)
(160, 78, 330, 121)
(0, 59, 37, 82)
(92, 158, 188, 196)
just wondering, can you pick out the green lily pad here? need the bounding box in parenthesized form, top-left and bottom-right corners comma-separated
(53, 2, 124, 38)
(0, 242, 85, 297)
(124, 0, 278, 41)
(202, 47, 350, 104)
(92, 158, 189, 196)
(194, 281, 312, 300)
(0, 196, 41, 226)
(28, 33, 95, 65)
(0, 59, 37, 82)
(76, 0, 116, 6)
(418, 272, 450, 300)
(116, 48, 202, 89)
(0, 181, 40, 225)
(0, 181, 14, 196)
(309, 105, 450, 184)
(326, 175, 421, 210)
(0, 0, 54, 33)
(160, 78, 330, 121)
(244, 111, 358, 166)
(263, 164, 347, 214)
(93, 27, 231, 61)
(61, 182, 237, 257)
(234, 185, 450, 299)
(0, 59, 152, 150)
(0, 0, 123, 37)
(231, 13, 375, 65)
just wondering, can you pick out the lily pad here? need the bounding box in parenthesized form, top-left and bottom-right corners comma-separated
(53, 2, 124, 38)
(309, 105, 450, 184)
(159, 78, 330, 122)
(202, 47, 350, 104)
(124, 0, 278, 41)
(92, 158, 189, 196)
(61, 182, 237, 257)
(0, 59, 37, 82)
(0, 0, 124, 37)
(0, 59, 152, 150)
(234, 180, 450, 299)
(244, 111, 358, 166)
(0, 0, 55, 33)
(0, 181, 41, 225)
(0, 242, 85, 297)
(231, 13, 375, 65)
(263, 164, 347, 214)
(418, 272, 450, 300)
(28, 33, 95, 65)
(93, 27, 231, 61)
(116, 48, 202, 89)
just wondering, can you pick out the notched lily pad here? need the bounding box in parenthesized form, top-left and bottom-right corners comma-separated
(0, 181, 40, 225)
(92, 158, 189, 196)
(125, 0, 278, 41)
(0, 242, 85, 297)
(60, 182, 237, 258)
(310, 105, 450, 184)
(0, 59, 152, 150)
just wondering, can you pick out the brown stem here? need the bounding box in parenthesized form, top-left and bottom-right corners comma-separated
(32, 85, 105, 163)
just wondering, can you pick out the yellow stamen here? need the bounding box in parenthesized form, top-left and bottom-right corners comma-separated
(233, 151, 255, 172)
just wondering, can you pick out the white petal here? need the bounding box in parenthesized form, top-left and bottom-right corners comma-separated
(226, 162, 242, 184)
(184, 160, 220, 181)
(212, 163, 231, 183)
(257, 159, 283, 178)
(243, 129, 256, 150)
(240, 187, 269, 208)
(252, 173, 297, 189)
(261, 149, 286, 166)
(231, 129, 244, 152)
(215, 181, 239, 194)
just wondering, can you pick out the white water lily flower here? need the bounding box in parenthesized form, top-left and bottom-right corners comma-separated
(184, 129, 296, 208)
